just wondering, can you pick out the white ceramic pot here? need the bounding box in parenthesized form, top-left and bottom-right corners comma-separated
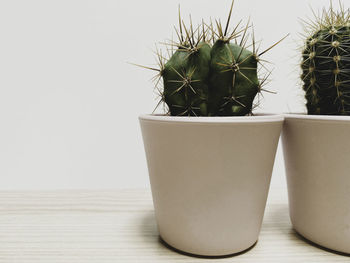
(139, 114, 283, 256)
(283, 114, 350, 254)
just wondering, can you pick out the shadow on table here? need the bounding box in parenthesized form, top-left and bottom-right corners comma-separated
(139, 210, 257, 259)
(271, 203, 350, 257)
(138, 211, 159, 242)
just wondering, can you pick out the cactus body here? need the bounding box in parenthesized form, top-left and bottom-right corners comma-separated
(163, 42, 211, 116)
(302, 9, 350, 115)
(162, 37, 259, 117)
(209, 40, 259, 116)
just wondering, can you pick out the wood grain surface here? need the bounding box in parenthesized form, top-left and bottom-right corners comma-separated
(0, 189, 348, 262)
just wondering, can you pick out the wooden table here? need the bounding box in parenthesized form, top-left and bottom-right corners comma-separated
(0, 189, 348, 262)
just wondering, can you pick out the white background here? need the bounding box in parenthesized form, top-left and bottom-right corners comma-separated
(0, 0, 335, 190)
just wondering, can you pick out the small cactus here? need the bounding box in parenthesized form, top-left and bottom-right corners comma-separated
(162, 16, 211, 116)
(137, 1, 285, 116)
(209, 6, 260, 116)
(301, 4, 350, 115)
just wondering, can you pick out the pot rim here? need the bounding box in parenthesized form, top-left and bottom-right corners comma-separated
(284, 113, 350, 122)
(139, 113, 284, 124)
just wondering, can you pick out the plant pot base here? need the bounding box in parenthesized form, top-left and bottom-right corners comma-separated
(293, 228, 350, 256)
(159, 235, 258, 258)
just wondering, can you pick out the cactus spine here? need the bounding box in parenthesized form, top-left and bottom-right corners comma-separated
(302, 5, 350, 115)
(138, 1, 284, 116)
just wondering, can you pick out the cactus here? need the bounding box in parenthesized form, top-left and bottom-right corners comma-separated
(136, 1, 285, 116)
(208, 4, 260, 116)
(302, 5, 350, 115)
(161, 16, 211, 116)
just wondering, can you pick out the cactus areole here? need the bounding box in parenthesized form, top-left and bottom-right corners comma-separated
(138, 1, 285, 117)
(302, 6, 350, 115)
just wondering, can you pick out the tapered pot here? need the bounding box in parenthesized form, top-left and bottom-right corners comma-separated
(139, 114, 283, 256)
(283, 114, 350, 254)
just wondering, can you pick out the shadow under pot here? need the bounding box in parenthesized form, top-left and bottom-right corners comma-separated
(282, 114, 350, 254)
(139, 114, 283, 257)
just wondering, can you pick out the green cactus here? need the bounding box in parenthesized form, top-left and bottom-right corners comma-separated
(137, 1, 285, 116)
(302, 5, 350, 115)
(209, 10, 260, 116)
(162, 20, 211, 116)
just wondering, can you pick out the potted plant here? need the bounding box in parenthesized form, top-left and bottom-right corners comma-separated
(139, 1, 285, 256)
(283, 4, 350, 254)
